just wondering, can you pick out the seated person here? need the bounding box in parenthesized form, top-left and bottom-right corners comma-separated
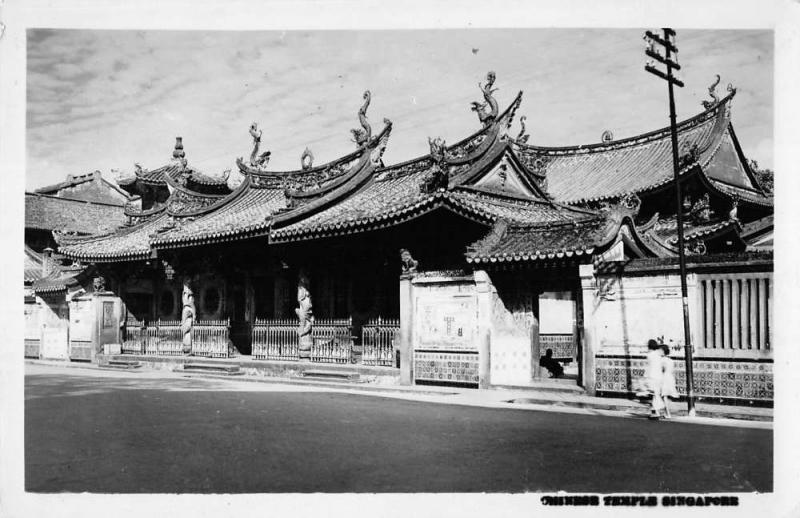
(539, 348, 564, 378)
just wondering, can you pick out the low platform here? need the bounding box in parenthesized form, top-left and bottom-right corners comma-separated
(301, 369, 361, 382)
(99, 353, 401, 384)
(183, 362, 243, 376)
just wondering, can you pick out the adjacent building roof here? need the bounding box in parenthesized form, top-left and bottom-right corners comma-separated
(24, 245, 43, 283)
(34, 170, 132, 206)
(25, 193, 129, 235)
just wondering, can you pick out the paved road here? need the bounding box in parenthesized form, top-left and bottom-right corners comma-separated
(25, 367, 772, 493)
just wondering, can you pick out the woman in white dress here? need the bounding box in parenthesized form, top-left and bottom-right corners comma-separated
(660, 344, 679, 418)
(643, 339, 665, 419)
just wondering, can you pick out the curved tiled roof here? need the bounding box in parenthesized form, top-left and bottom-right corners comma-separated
(465, 214, 618, 264)
(59, 212, 171, 262)
(514, 93, 770, 207)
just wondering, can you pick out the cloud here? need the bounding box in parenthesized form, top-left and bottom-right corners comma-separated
(25, 28, 774, 190)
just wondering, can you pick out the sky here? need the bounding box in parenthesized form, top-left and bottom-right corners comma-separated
(26, 29, 773, 190)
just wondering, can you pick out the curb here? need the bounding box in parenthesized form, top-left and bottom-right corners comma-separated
(26, 360, 772, 423)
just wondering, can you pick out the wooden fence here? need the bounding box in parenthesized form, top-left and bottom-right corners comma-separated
(362, 317, 399, 367)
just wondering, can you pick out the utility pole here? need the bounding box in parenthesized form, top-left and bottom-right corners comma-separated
(644, 28, 696, 417)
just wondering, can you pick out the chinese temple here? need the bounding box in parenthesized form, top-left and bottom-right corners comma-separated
(48, 73, 774, 401)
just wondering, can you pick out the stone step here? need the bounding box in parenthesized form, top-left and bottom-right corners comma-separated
(502, 379, 585, 395)
(301, 369, 361, 382)
(105, 359, 142, 369)
(182, 362, 242, 375)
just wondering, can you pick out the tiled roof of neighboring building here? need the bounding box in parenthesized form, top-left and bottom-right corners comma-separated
(25, 193, 128, 235)
(24, 245, 43, 283)
(34, 171, 132, 206)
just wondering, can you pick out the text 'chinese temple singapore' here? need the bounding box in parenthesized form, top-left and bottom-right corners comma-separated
(43, 72, 773, 400)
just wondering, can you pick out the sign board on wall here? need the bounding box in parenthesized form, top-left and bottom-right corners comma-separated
(69, 299, 94, 342)
(539, 291, 574, 334)
(414, 281, 477, 351)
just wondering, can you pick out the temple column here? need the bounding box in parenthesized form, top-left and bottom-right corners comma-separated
(579, 264, 597, 395)
(398, 274, 414, 385)
(474, 270, 492, 389)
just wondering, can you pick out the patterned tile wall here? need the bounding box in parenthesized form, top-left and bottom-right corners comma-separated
(25, 339, 40, 358)
(540, 334, 575, 359)
(595, 355, 773, 401)
(414, 351, 479, 384)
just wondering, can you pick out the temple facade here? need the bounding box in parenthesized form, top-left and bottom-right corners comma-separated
(45, 73, 773, 402)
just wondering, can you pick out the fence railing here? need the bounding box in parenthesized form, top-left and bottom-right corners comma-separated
(192, 319, 230, 358)
(122, 318, 230, 357)
(122, 317, 147, 355)
(252, 318, 299, 361)
(311, 318, 353, 364)
(696, 273, 772, 357)
(362, 317, 399, 367)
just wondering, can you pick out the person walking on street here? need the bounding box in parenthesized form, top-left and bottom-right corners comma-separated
(660, 344, 679, 419)
(643, 339, 665, 419)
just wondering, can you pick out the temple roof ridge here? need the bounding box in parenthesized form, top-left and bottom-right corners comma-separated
(516, 90, 735, 155)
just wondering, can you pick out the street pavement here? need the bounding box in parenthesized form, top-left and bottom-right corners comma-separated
(25, 364, 772, 493)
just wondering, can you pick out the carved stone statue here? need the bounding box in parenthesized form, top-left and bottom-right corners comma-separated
(296, 273, 314, 359)
(470, 71, 499, 127)
(400, 248, 419, 275)
(351, 90, 372, 147)
(181, 280, 195, 355)
(248, 122, 272, 170)
(701, 74, 721, 109)
(93, 276, 106, 293)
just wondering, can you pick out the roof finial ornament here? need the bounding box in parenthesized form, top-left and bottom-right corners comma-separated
(470, 71, 499, 127)
(421, 136, 449, 193)
(301, 147, 314, 170)
(727, 82, 737, 95)
(248, 122, 271, 171)
(701, 74, 721, 109)
(351, 90, 372, 148)
(601, 130, 614, 143)
(516, 116, 530, 144)
(172, 137, 188, 170)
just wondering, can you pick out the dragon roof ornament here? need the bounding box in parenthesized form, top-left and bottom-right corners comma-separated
(470, 71, 499, 127)
(515, 116, 530, 144)
(701, 74, 721, 110)
(351, 90, 372, 148)
(235, 123, 272, 175)
(421, 136, 449, 193)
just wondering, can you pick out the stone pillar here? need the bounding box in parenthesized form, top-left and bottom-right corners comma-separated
(181, 279, 195, 355)
(398, 274, 414, 385)
(579, 264, 597, 395)
(474, 270, 492, 389)
(296, 272, 313, 361)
